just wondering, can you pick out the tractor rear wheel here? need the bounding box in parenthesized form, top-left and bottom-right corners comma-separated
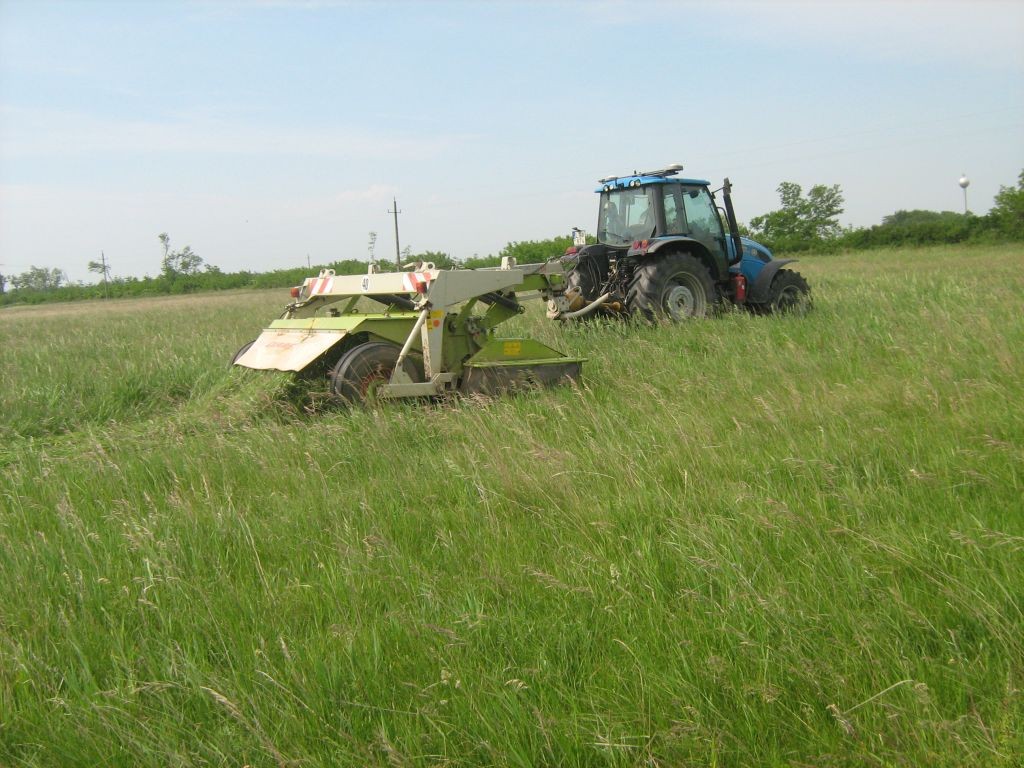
(626, 253, 716, 321)
(330, 341, 423, 405)
(764, 269, 811, 315)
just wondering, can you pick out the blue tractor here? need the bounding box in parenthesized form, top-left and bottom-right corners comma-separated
(563, 164, 810, 320)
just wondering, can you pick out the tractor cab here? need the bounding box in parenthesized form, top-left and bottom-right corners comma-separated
(595, 165, 741, 268)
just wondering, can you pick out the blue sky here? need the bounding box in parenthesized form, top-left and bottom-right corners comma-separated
(1, 0, 1022, 282)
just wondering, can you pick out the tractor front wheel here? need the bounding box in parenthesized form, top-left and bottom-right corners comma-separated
(763, 269, 811, 315)
(626, 253, 716, 321)
(330, 341, 422, 405)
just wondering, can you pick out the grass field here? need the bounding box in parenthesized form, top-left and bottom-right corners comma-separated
(1, 244, 1022, 766)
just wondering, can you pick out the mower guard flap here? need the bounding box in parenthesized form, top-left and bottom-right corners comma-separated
(235, 329, 348, 372)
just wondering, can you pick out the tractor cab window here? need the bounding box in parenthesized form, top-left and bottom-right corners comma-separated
(662, 184, 687, 235)
(598, 187, 656, 245)
(681, 186, 724, 246)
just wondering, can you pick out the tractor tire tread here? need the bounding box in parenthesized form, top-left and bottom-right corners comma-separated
(566, 251, 605, 303)
(762, 268, 811, 315)
(626, 252, 716, 321)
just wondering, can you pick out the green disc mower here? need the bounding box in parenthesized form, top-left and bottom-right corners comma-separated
(232, 258, 586, 404)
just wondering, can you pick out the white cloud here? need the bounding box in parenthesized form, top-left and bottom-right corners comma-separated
(0, 105, 472, 160)
(584, 0, 1024, 71)
(275, 184, 398, 219)
(740, 1, 1023, 70)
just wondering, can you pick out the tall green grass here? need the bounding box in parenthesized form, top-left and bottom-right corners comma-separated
(1, 244, 1021, 766)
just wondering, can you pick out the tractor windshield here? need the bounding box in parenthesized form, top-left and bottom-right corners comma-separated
(598, 188, 656, 245)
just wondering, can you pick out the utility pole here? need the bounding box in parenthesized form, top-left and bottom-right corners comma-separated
(100, 251, 109, 299)
(388, 197, 402, 270)
(306, 253, 311, 270)
(88, 252, 111, 298)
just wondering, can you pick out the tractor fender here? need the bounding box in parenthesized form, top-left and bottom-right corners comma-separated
(748, 259, 797, 304)
(633, 237, 728, 282)
(634, 235, 704, 256)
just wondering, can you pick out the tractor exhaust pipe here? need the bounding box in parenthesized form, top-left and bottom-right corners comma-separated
(722, 177, 744, 266)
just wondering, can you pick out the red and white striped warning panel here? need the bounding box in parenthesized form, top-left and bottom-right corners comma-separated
(402, 271, 432, 293)
(307, 276, 335, 296)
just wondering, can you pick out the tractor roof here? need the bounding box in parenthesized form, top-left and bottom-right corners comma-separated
(595, 166, 710, 193)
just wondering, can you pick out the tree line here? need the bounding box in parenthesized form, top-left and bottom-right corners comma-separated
(0, 232, 578, 306)
(2, 170, 1021, 306)
(747, 169, 1024, 252)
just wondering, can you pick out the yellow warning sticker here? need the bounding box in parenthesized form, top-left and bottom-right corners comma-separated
(503, 341, 522, 357)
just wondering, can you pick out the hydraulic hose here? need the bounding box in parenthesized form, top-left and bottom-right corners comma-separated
(369, 293, 418, 311)
(557, 292, 611, 320)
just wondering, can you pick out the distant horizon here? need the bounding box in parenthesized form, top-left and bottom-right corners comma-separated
(2, 0, 1022, 283)
(0, 204, 1014, 289)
